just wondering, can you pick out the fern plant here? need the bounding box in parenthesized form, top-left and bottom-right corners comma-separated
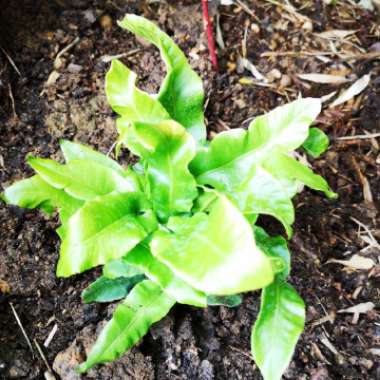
(2, 15, 336, 380)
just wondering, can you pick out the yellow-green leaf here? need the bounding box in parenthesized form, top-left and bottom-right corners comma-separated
(28, 157, 136, 201)
(251, 279, 305, 380)
(302, 127, 329, 158)
(125, 120, 198, 221)
(124, 244, 207, 307)
(118, 14, 206, 144)
(57, 192, 157, 277)
(82, 275, 144, 303)
(105, 59, 170, 124)
(2, 174, 83, 217)
(78, 280, 175, 373)
(151, 196, 274, 295)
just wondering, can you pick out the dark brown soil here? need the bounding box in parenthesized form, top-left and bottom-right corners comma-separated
(1, 1, 380, 379)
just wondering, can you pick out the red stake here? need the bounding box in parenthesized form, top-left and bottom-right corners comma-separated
(201, 0, 218, 70)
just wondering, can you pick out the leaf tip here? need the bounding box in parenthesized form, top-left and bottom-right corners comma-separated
(76, 362, 90, 374)
(25, 153, 36, 164)
(327, 190, 338, 200)
(0, 191, 8, 204)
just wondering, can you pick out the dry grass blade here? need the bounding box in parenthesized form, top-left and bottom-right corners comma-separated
(330, 75, 370, 107)
(316, 30, 358, 39)
(298, 73, 351, 84)
(0, 46, 21, 76)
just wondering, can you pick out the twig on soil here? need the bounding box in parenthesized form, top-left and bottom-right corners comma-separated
(43, 323, 58, 348)
(309, 313, 336, 328)
(100, 48, 141, 63)
(261, 51, 380, 61)
(320, 334, 345, 364)
(8, 83, 17, 119)
(107, 141, 117, 157)
(350, 217, 380, 251)
(230, 346, 254, 361)
(336, 133, 380, 140)
(234, 0, 260, 21)
(350, 156, 373, 204)
(201, 0, 218, 70)
(311, 342, 331, 365)
(33, 339, 56, 380)
(0, 46, 21, 76)
(54, 36, 80, 67)
(263, 0, 310, 23)
(9, 302, 34, 356)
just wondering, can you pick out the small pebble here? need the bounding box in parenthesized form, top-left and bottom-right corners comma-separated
(99, 14, 112, 30)
(280, 74, 292, 88)
(267, 68, 282, 82)
(302, 20, 313, 31)
(67, 63, 83, 74)
(251, 23, 260, 34)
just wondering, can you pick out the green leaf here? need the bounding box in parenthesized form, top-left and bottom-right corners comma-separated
(60, 140, 136, 180)
(125, 120, 198, 221)
(254, 226, 290, 280)
(78, 280, 175, 373)
(190, 99, 336, 231)
(192, 188, 219, 213)
(229, 166, 294, 236)
(2, 174, 83, 217)
(264, 153, 337, 199)
(251, 279, 305, 380)
(28, 157, 137, 201)
(207, 295, 242, 308)
(191, 98, 322, 177)
(118, 14, 206, 144)
(302, 127, 329, 158)
(151, 196, 274, 295)
(103, 259, 144, 279)
(124, 244, 207, 307)
(57, 192, 157, 277)
(82, 275, 145, 303)
(105, 59, 170, 123)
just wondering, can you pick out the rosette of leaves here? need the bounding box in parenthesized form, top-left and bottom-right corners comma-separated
(2, 14, 336, 380)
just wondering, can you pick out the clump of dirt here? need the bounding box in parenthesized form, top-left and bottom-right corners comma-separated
(0, 1, 379, 379)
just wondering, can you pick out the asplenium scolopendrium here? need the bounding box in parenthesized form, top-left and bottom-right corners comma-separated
(2, 14, 336, 380)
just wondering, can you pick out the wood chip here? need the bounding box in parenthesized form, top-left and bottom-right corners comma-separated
(320, 334, 345, 364)
(298, 73, 350, 84)
(0, 279, 10, 293)
(237, 57, 267, 82)
(338, 302, 375, 324)
(369, 348, 380, 356)
(327, 254, 375, 270)
(316, 30, 357, 39)
(44, 323, 58, 348)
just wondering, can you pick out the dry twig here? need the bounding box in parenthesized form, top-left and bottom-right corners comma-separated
(9, 302, 34, 355)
